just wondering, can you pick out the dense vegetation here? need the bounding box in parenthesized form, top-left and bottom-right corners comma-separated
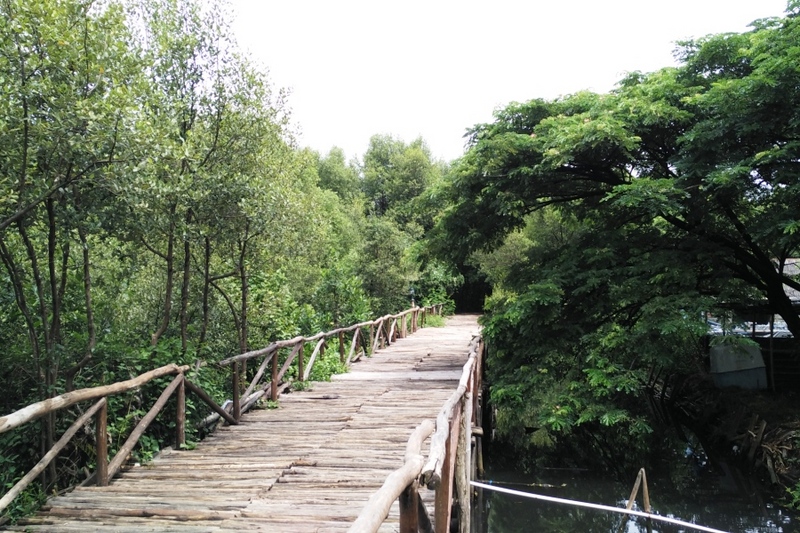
(5, 0, 800, 521)
(0, 0, 459, 519)
(432, 0, 800, 481)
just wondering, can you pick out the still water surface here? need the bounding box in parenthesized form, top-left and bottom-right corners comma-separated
(475, 464, 796, 532)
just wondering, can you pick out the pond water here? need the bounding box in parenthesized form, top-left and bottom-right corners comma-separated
(474, 460, 796, 532)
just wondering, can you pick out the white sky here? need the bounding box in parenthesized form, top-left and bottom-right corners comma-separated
(230, 0, 788, 163)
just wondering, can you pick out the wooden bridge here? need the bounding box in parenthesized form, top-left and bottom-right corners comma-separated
(1, 311, 484, 532)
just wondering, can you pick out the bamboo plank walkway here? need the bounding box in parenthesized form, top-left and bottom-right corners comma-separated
(8, 315, 480, 532)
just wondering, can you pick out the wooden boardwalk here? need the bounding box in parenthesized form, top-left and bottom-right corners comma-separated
(8, 315, 480, 532)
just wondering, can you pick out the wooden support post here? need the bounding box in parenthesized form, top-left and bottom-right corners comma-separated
(298, 340, 305, 382)
(400, 314, 407, 339)
(456, 394, 471, 533)
(271, 348, 279, 402)
(417, 493, 435, 533)
(435, 408, 462, 533)
(347, 328, 360, 365)
(185, 379, 237, 425)
(232, 361, 241, 422)
(641, 468, 651, 512)
(369, 324, 375, 355)
(339, 331, 346, 363)
(618, 468, 651, 533)
(399, 482, 419, 533)
(96, 398, 108, 487)
(106, 375, 184, 481)
(176, 374, 185, 449)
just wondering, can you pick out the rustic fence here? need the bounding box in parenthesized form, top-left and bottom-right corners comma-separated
(349, 334, 485, 533)
(0, 304, 443, 517)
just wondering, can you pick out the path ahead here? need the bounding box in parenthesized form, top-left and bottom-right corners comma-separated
(9, 315, 480, 532)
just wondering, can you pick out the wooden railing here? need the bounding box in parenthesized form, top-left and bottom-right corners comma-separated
(349, 334, 485, 533)
(216, 304, 443, 423)
(0, 304, 444, 516)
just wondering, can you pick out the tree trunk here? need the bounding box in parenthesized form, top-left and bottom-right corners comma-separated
(150, 203, 177, 348)
(64, 225, 96, 392)
(199, 236, 211, 349)
(238, 222, 250, 354)
(179, 210, 192, 353)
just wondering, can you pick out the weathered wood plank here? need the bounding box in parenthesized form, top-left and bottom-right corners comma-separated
(5, 315, 480, 532)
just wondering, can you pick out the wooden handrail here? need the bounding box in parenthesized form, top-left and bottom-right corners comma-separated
(0, 398, 107, 511)
(0, 303, 446, 518)
(218, 306, 441, 366)
(0, 364, 189, 434)
(350, 331, 484, 533)
(348, 420, 435, 533)
(420, 336, 482, 488)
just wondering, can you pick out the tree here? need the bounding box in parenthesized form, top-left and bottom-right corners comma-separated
(434, 4, 800, 468)
(316, 147, 362, 202)
(361, 134, 441, 226)
(439, 7, 800, 337)
(0, 0, 141, 488)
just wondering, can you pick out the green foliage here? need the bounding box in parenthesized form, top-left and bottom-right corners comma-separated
(433, 4, 800, 472)
(0, 0, 444, 521)
(315, 147, 362, 202)
(357, 216, 417, 316)
(423, 314, 446, 328)
(308, 348, 348, 382)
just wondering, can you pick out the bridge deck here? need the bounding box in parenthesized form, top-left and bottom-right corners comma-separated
(8, 315, 480, 532)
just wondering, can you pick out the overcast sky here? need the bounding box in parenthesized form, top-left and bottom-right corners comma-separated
(229, 0, 788, 163)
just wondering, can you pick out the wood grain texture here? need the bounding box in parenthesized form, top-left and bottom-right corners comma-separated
(6, 315, 480, 533)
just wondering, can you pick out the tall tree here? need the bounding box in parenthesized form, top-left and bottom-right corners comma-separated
(438, 7, 800, 337)
(433, 3, 800, 467)
(0, 0, 139, 487)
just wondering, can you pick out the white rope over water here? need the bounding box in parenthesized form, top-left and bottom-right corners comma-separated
(470, 481, 731, 533)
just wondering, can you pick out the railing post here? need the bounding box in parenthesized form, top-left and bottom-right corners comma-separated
(271, 348, 279, 401)
(339, 330, 345, 363)
(176, 374, 185, 449)
(435, 408, 462, 532)
(298, 340, 305, 382)
(400, 314, 407, 339)
(95, 398, 108, 487)
(399, 482, 420, 533)
(456, 394, 471, 533)
(232, 361, 241, 422)
(369, 324, 375, 355)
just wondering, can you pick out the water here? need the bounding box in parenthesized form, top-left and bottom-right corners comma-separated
(474, 464, 796, 532)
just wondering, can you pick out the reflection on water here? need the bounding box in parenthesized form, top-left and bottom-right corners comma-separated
(474, 465, 796, 532)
